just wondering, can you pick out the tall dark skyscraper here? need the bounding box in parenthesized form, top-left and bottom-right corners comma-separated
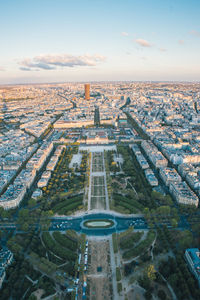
(94, 106, 100, 126)
(85, 84, 90, 100)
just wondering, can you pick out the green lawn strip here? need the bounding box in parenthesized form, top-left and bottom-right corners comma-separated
(90, 197, 96, 209)
(55, 200, 82, 215)
(113, 193, 143, 211)
(47, 250, 65, 265)
(66, 229, 79, 240)
(99, 176, 104, 185)
(62, 200, 83, 214)
(52, 231, 78, 251)
(112, 205, 130, 214)
(52, 196, 83, 213)
(122, 230, 156, 259)
(117, 282, 122, 293)
(116, 267, 122, 281)
(94, 185, 98, 196)
(113, 200, 137, 213)
(112, 233, 118, 254)
(30, 252, 57, 275)
(119, 232, 143, 250)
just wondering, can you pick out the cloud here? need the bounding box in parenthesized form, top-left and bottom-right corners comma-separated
(190, 30, 200, 37)
(178, 40, 184, 45)
(19, 67, 31, 71)
(19, 54, 106, 71)
(135, 39, 152, 47)
(121, 32, 129, 36)
(159, 48, 167, 52)
(19, 58, 56, 70)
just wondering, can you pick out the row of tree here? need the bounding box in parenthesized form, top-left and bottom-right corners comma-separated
(42, 232, 77, 261)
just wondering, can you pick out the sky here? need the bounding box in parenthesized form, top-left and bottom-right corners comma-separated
(0, 0, 200, 84)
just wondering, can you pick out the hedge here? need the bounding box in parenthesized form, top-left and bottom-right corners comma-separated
(52, 195, 83, 212)
(42, 232, 77, 261)
(52, 231, 77, 251)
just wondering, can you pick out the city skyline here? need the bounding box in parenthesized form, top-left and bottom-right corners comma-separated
(1, 82, 200, 299)
(0, 0, 200, 84)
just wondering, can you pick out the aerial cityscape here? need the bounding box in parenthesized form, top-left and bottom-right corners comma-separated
(0, 1, 200, 300)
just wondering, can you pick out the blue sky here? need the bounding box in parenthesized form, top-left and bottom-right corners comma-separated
(0, 0, 200, 83)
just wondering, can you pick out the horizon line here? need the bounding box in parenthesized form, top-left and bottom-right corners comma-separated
(1, 80, 200, 87)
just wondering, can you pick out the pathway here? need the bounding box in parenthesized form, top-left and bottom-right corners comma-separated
(103, 151, 110, 210)
(86, 148, 122, 299)
(87, 152, 93, 211)
(109, 236, 123, 300)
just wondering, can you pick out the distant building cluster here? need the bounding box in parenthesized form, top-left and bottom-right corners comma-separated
(127, 83, 200, 206)
(0, 82, 200, 209)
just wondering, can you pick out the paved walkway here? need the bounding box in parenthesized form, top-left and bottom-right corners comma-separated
(158, 272, 177, 300)
(86, 149, 123, 299)
(86, 148, 145, 299)
(103, 151, 110, 210)
(87, 152, 93, 210)
(109, 236, 123, 300)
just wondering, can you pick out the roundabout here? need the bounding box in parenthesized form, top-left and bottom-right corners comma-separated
(50, 212, 147, 235)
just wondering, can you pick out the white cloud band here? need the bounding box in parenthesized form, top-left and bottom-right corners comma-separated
(19, 53, 106, 71)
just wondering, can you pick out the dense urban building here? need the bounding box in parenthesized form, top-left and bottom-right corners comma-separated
(0, 82, 200, 300)
(185, 248, 200, 287)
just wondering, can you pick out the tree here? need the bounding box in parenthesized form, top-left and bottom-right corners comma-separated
(157, 206, 170, 217)
(0, 229, 3, 239)
(28, 198, 36, 208)
(158, 289, 166, 300)
(165, 195, 173, 206)
(144, 207, 150, 216)
(28, 294, 37, 300)
(7, 240, 22, 254)
(145, 264, 156, 282)
(171, 207, 178, 218)
(21, 222, 29, 232)
(1, 287, 10, 300)
(179, 230, 193, 249)
(151, 191, 163, 201)
(18, 208, 29, 221)
(171, 218, 178, 228)
(0, 206, 4, 218)
(1, 209, 10, 219)
(145, 290, 152, 300)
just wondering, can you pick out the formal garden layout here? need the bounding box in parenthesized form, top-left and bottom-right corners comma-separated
(90, 176, 106, 210)
(1, 143, 200, 300)
(91, 152, 104, 173)
(86, 150, 110, 211)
